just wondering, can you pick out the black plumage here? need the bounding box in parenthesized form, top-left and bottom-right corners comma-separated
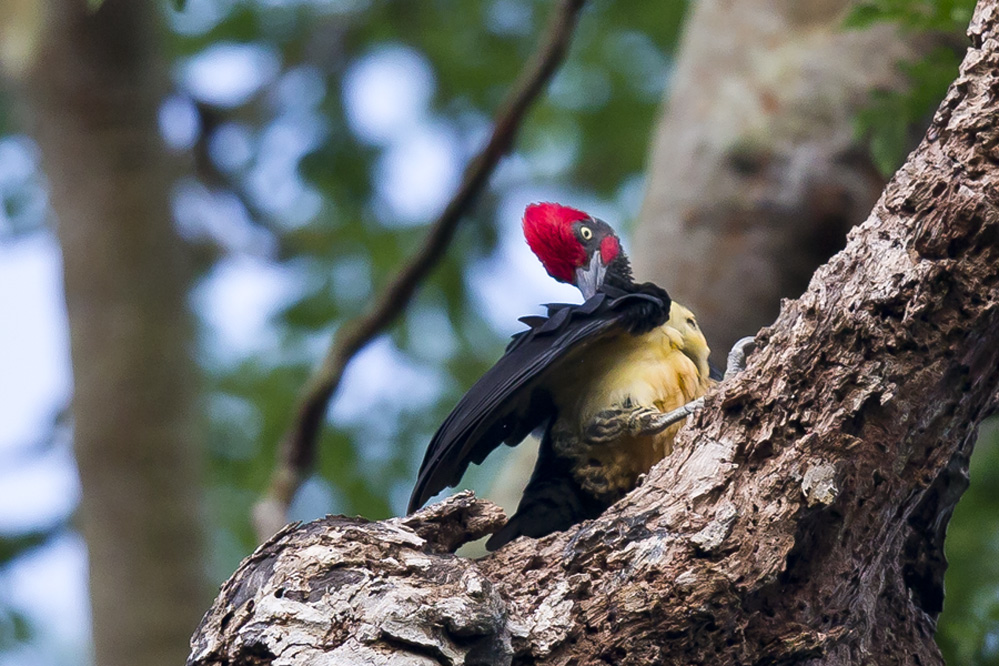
(407, 283, 671, 517)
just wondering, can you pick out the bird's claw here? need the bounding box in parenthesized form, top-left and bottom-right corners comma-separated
(583, 407, 631, 444)
(724, 336, 756, 379)
(626, 406, 664, 433)
(630, 398, 706, 435)
(585, 394, 712, 444)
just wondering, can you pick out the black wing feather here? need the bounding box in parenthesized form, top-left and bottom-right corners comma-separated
(408, 285, 670, 513)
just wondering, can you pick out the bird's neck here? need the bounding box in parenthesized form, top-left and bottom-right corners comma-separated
(597, 251, 672, 313)
(602, 252, 637, 291)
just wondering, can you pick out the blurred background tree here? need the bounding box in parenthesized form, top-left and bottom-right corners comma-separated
(0, 1, 993, 665)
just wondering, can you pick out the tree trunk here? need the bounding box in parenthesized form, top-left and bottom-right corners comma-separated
(17, 2, 211, 665)
(633, 0, 923, 360)
(189, 3, 999, 664)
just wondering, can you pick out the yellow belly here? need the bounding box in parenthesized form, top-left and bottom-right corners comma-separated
(553, 304, 712, 500)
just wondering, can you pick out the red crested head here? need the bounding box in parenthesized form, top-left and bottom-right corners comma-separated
(522, 202, 590, 284)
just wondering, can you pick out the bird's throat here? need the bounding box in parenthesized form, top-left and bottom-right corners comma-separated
(601, 251, 636, 291)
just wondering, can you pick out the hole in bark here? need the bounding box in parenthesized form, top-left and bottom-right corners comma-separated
(976, 223, 999, 251)
(381, 634, 454, 665)
(235, 640, 276, 665)
(603, 646, 628, 662)
(900, 460, 966, 617)
(274, 588, 285, 598)
(779, 507, 844, 593)
(522, 555, 546, 571)
(750, 439, 776, 461)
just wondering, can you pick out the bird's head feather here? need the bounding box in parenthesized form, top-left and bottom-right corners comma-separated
(522, 203, 626, 295)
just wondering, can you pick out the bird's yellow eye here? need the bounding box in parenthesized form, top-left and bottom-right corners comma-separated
(580, 226, 593, 240)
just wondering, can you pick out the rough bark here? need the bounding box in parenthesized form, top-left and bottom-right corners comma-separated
(189, 3, 999, 664)
(632, 0, 927, 361)
(18, 2, 211, 665)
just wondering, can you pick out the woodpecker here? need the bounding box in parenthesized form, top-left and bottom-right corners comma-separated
(409, 203, 715, 550)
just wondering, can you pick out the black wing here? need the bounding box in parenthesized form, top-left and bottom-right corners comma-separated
(407, 284, 670, 513)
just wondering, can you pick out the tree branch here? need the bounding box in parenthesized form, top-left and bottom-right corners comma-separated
(198, 2, 999, 664)
(252, 0, 588, 541)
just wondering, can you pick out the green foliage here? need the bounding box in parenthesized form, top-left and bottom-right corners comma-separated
(0, 136, 49, 241)
(938, 420, 999, 666)
(0, 525, 62, 652)
(0, 528, 56, 564)
(0, 608, 31, 652)
(845, 0, 974, 31)
(847, 0, 976, 175)
(855, 47, 962, 175)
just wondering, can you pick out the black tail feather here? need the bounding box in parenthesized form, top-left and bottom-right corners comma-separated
(486, 429, 605, 551)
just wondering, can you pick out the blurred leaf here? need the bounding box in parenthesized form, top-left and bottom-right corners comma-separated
(846, 0, 974, 176)
(938, 418, 999, 666)
(845, 0, 976, 32)
(844, 3, 896, 28)
(0, 609, 32, 651)
(280, 280, 340, 330)
(0, 527, 58, 565)
(855, 47, 962, 176)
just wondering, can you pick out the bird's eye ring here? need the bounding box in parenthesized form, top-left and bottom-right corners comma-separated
(580, 226, 593, 240)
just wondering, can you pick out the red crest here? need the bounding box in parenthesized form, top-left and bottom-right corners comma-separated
(522, 202, 589, 283)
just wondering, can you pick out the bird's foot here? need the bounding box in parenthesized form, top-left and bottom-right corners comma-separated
(628, 398, 706, 436)
(586, 398, 708, 442)
(574, 461, 617, 501)
(583, 406, 634, 444)
(725, 336, 756, 379)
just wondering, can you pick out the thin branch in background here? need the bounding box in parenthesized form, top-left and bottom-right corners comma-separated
(252, 0, 588, 541)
